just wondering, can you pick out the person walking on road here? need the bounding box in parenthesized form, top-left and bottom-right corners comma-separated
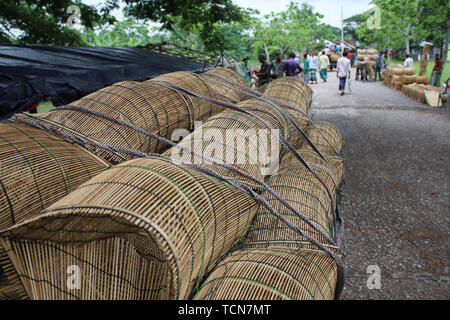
(302, 53, 310, 83)
(309, 52, 318, 84)
(375, 52, 384, 81)
(318, 51, 330, 82)
(337, 51, 352, 96)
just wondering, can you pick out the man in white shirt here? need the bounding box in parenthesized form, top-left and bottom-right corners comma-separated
(403, 55, 414, 68)
(309, 52, 318, 84)
(337, 51, 352, 96)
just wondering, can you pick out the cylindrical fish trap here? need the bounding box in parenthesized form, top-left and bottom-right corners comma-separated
(281, 150, 344, 188)
(0, 156, 259, 300)
(0, 122, 109, 299)
(193, 123, 344, 300)
(300, 121, 342, 156)
(264, 77, 312, 114)
(243, 162, 339, 250)
(194, 247, 338, 300)
(163, 99, 287, 185)
(202, 68, 250, 103)
(263, 77, 312, 148)
(0, 123, 110, 230)
(147, 71, 223, 119)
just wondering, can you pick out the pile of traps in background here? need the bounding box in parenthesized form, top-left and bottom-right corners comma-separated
(0, 66, 345, 300)
(384, 65, 448, 107)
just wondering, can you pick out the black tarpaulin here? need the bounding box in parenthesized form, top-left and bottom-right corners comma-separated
(0, 44, 211, 120)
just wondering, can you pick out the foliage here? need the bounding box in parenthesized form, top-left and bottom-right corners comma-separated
(354, 0, 449, 55)
(250, 2, 340, 60)
(0, 0, 115, 45)
(122, 0, 248, 46)
(82, 19, 153, 47)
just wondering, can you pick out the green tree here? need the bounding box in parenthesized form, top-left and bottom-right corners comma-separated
(82, 19, 153, 47)
(344, 13, 366, 41)
(123, 0, 247, 46)
(355, 8, 403, 51)
(250, 2, 337, 60)
(0, 0, 115, 45)
(372, 0, 426, 55)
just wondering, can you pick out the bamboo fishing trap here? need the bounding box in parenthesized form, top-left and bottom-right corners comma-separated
(0, 67, 346, 301)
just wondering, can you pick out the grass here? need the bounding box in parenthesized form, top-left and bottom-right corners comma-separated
(391, 58, 449, 86)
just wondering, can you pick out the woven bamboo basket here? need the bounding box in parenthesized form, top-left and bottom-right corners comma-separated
(403, 67, 416, 76)
(194, 247, 338, 300)
(0, 123, 110, 231)
(0, 122, 109, 300)
(416, 76, 429, 84)
(299, 121, 342, 156)
(263, 77, 312, 148)
(243, 162, 339, 249)
(329, 53, 341, 63)
(147, 71, 223, 118)
(0, 156, 259, 300)
(163, 99, 287, 184)
(357, 49, 377, 56)
(400, 75, 418, 85)
(202, 68, 250, 103)
(281, 150, 344, 187)
(264, 77, 312, 114)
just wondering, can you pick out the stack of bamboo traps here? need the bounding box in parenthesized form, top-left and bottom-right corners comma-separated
(383, 65, 448, 106)
(357, 49, 378, 80)
(194, 122, 344, 300)
(401, 83, 448, 106)
(383, 65, 421, 91)
(0, 66, 345, 300)
(0, 69, 250, 299)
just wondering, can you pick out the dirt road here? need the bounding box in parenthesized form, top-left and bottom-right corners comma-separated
(310, 68, 450, 299)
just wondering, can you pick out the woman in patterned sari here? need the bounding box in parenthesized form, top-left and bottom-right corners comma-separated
(430, 53, 442, 86)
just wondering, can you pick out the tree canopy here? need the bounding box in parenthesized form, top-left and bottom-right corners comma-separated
(1, 0, 448, 67)
(0, 0, 116, 45)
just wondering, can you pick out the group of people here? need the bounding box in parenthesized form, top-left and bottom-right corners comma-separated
(243, 51, 331, 87)
(402, 53, 443, 86)
(242, 47, 445, 96)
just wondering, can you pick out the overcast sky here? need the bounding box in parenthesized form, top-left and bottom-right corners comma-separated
(83, 0, 373, 28)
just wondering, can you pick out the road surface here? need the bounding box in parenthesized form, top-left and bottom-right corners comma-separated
(309, 68, 449, 299)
